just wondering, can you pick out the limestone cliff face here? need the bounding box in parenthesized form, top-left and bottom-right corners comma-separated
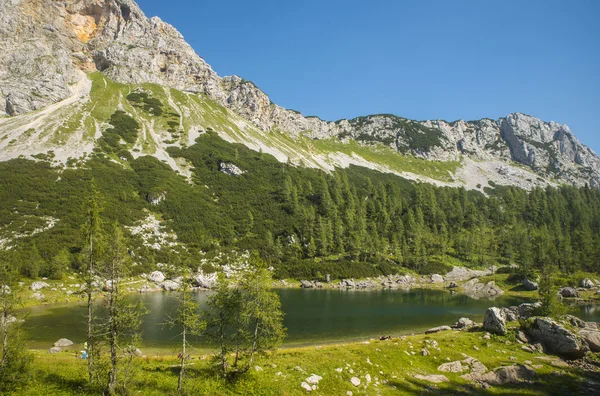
(1, 0, 599, 188)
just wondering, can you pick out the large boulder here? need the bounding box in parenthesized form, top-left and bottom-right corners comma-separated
(194, 272, 217, 289)
(31, 281, 50, 291)
(54, 338, 73, 347)
(438, 361, 465, 373)
(425, 325, 452, 334)
(454, 317, 474, 329)
(48, 346, 62, 354)
(463, 279, 503, 299)
(430, 274, 444, 283)
(578, 329, 600, 352)
(300, 280, 314, 288)
(159, 280, 180, 291)
(500, 306, 520, 322)
(342, 279, 355, 288)
(445, 266, 494, 281)
(580, 278, 595, 289)
(483, 307, 507, 335)
(560, 287, 579, 298)
(522, 278, 538, 291)
(30, 292, 45, 300)
(517, 302, 541, 319)
(464, 365, 536, 385)
(148, 271, 166, 283)
(525, 317, 589, 359)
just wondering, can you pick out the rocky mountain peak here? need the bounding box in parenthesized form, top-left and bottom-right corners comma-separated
(0, 0, 598, 189)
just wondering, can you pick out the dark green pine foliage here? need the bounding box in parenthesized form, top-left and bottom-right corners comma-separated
(1, 130, 600, 280)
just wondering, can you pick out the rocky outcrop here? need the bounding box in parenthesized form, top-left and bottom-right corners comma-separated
(218, 162, 245, 176)
(580, 278, 595, 289)
(31, 281, 50, 291)
(159, 280, 180, 291)
(560, 287, 579, 298)
(430, 274, 444, 283)
(54, 338, 73, 347)
(465, 365, 536, 386)
(300, 280, 314, 289)
(525, 317, 589, 359)
(578, 329, 600, 352)
(148, 271, 165, 283)
(463, 279, 503, 299)
(425, 326, 452, 334)
(483, 307, 507, 335)
(454, 317, 474, 329)
(522, 278, 538, 291)
(194, 272, 217, 289)
(445, 266, 494, 281)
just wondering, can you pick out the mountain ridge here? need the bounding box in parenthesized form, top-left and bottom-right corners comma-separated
(0, 0, 599, 189)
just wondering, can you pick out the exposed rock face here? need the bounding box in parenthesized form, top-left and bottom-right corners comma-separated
(454, 317, 474, 329)
(159, 280, 180, 291)
(300, 280, 314, 288)
(148, 271, 165, 283)
(465, 365, 536, 386)
(437, 361, 465, 373)
(522, 278, 538, 291)
(445, 266, 493, 281)
(578, 329, 600, 352)
(218, 162, 245, 176)
(1, 0, 599, 189)
(560, 287, 579, 298)
(54, 338, 73, 347)
(580, 278, 595, 289)
(425, 325, 452, 334)
(430, 274, 444, 283)
(31, 281, 50, 291)
(194, 272, 217, 289)
(463, 279, 504, 299)
(525, 317, 588, 359)
(414, 374, 449, 383)
(483, 307, 507, 335)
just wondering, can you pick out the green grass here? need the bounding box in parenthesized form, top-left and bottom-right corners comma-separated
(312, 137, 460, 182)
(11, 326, 598, 395)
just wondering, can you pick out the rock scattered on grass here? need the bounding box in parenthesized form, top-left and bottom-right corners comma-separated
(53, 338, 73, 347)
(438, 361, 465, 373)
(414, 374, 449, 383)
(350, 377, 361, 386)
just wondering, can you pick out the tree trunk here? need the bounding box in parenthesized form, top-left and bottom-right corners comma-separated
(178, 290, 186, 393)
(219, 312, 227, 377)
(1, 288, 8, 369)
(86, 224, 95, 384)
(178, 326, 185, 393)
(107, 263, 118, 394)
(245, 319, 260, 373)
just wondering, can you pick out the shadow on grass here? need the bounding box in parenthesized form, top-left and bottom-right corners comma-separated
(386, 370, 599, 396)
(41, 373, 92, 393)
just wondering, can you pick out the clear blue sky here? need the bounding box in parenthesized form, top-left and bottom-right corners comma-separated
(137, 0, 600, 154)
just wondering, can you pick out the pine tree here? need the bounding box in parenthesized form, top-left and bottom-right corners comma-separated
(0, 252, 32, 392)
(81, 178, 105, 384)
(101, 223, 146, 395)
(169, 268, 205, 393)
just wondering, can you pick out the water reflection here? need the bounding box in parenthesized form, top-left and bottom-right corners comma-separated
(22, 288, 600, 348)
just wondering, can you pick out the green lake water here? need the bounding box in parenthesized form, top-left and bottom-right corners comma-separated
(22, 288, 600, 349)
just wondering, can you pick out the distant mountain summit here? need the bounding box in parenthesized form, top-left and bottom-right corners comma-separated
(1, 0, 598, 189)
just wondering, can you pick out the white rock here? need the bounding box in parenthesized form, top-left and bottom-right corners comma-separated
(305, 374, 322, 384)
(300, 382, 312, 392)
(53, 338, 73, 347)
(148, 271, 166, 283)
(350, 377, 361, 386)
(31, 281, 50, 291)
